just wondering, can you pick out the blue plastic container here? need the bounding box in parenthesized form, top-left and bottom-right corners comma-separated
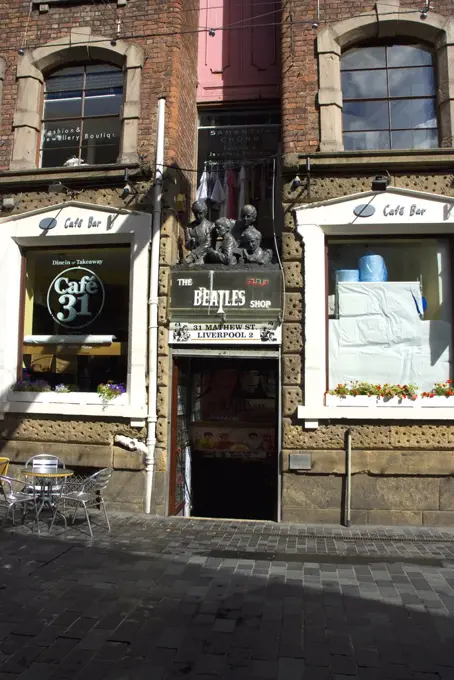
(359, 254, 388, 282)
(335, 269, 360, 283)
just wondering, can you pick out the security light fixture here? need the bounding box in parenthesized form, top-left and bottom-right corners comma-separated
(371, 175, 390, 192)
(48, 181, 81, 199)
(122, 169, 139, 197)
(292, 175, 303, 190)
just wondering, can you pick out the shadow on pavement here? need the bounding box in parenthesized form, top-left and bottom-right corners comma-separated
(0, 514, 454, 680)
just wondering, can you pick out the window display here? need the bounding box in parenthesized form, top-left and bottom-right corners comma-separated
(21, 246, 130, 392)
(327, 238, 452, 392)
(41, 64, 123, 167)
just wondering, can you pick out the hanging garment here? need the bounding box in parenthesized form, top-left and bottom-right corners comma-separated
(226, 168, 237, 219)
(237, 165, 247, 219)
(208, 167, 218, 199)
(260, 162, 267, 204)
(220, 170, 228, 217)
(196, 168, 209, 201)
(211, 174, 226, 206)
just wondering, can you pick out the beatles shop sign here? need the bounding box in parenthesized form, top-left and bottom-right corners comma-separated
(169, 269, 282, 345)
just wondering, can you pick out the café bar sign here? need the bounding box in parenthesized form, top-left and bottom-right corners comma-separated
(169, 268, 282, 344)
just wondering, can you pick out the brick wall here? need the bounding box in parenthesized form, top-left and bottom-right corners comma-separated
(0, 0, 198, 174)
(280, 0, 454, 154)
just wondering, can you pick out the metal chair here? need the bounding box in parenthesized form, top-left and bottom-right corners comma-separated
(25, 454, 65, 470)
(0, 457, 9, 476)
(24, 454, 65, 494)
(50, 468, 113, 538)
(0, 474, 40, 534)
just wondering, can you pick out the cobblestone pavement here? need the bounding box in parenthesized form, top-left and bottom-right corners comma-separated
(1, 512, 454, 679)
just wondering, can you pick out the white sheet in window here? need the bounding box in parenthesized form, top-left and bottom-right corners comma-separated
(329, 282, 450, 391)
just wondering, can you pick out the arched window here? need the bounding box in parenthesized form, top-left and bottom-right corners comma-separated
(341, 44, 438, 151)
(40, 63, 123, 167)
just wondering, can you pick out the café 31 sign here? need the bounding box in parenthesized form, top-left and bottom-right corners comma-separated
(39, 213, 115, 231)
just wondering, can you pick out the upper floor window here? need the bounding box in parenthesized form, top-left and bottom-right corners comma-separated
(341, 45, 438, 151)
(41, 64, 123, 168)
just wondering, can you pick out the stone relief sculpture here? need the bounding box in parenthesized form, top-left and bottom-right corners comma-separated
(204, 217, 238, 265)
(182, 201, 273, 266)
(183, 200, 214, 265)
(231, 204, 257, 245)
(237, 226, 273, 265)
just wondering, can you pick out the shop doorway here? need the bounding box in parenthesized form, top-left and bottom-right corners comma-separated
(168, 356, 279, 521)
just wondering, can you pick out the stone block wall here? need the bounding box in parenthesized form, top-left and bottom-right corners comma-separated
(280, 168, 454, 526)
(0, 414, 147, 511)
(282, 448, 454, 526)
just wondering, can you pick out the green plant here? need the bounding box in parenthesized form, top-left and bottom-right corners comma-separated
(328, 381, 419, 401)
(12, 379, 51, 392)
(97, 381, 126, 403)
(422, 380, 454, 398)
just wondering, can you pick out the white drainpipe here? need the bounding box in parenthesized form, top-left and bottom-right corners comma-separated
(145, 97, 166, 514)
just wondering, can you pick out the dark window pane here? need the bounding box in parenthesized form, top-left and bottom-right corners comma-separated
(81, 117, 121, 164)
(48, 66, 84, 76)
(391, 128, 438, 149)
(82, 145, 119, 165)
(44, 98, 82, 120)
(198, 110, 280, 127)
(341, 47, 386, 70)
(343, 101, 389, 131)
(84, 94, 123, 116)
(42, 120, 81, 147)
(388, 66, 435, 97)
(46, 74, 84, 94)
(343, 130, 390, 150)
(342, 69, 387, 99)
(41, 146, 80, 168)
(387, 45, 432, 67)
(85, 69, 123, 91)
(390, 98, 437, 129)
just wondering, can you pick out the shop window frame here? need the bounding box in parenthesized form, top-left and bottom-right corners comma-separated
(316, 5, 454, 152)
(294, 187, 454, 428)
(40, 63, 124, 168)
(11, 26, 143, 171)
(341, 43, 438, 151)
(0, 202, 150, 422)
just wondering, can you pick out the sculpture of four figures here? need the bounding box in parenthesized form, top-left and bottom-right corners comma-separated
(183, 201, 273, 266)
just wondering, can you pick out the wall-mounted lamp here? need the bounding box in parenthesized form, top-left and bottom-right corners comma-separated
(292, 175, 303, 190)
(48, 181, 81, 199)
(122, 168, 139, 197)
(371, 174, 390, 192)
(2, 197, 15, 210)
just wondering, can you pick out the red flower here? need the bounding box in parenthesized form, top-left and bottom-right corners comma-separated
(447, 379, 452, 384)
(430, 393, 435, 398)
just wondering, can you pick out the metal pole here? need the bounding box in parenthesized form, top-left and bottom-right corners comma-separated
(345, 428, 352, 527)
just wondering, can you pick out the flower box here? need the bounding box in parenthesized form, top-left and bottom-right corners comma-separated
(325, 394, 417, 407)
(420, 396, 454, 407)
(8, 391, 128, 406)
(325, 394, 454, 408)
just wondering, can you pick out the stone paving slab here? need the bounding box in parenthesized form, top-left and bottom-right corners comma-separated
(1, 512, 454, 679)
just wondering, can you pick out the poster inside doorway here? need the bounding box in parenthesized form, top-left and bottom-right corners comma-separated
(191, 366, 276, 423)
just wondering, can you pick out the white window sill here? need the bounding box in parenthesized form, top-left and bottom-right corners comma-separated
(1, 391, 146, 421)
(298, 395, 454, 428)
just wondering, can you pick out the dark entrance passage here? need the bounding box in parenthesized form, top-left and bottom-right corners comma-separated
(169, 356, 278, 521)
